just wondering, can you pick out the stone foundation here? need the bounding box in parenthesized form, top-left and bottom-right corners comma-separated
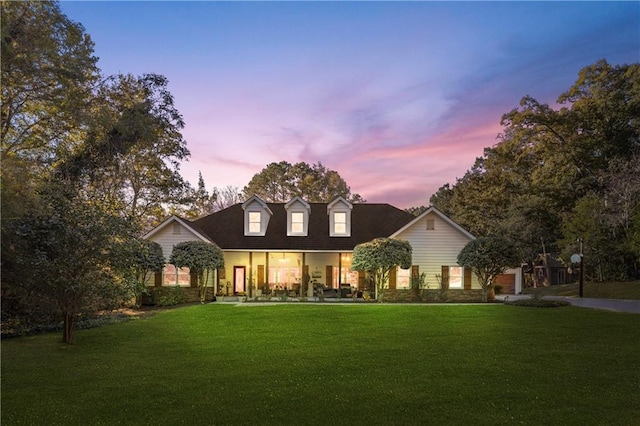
(382, 289, 483, 303)
(143, 287, 215, 304)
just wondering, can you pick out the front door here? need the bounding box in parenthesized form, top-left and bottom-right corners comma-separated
(234, 266, 246, 294)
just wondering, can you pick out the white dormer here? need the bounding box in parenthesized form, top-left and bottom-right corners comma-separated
(285, 196, 310, 236)
(327, 196, 353, 237)
(242, 195, 272, 236)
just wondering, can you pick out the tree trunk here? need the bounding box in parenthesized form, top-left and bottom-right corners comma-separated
(62, 313, 75, 344)
(199, 271, 206, 303)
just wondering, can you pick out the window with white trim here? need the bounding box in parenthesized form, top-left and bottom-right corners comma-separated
(248, 212, 261, 233)
(333, 212, 347, 234)
(291, 212, 304, 233)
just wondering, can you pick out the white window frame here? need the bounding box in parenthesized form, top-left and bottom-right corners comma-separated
(333, 212, 347, 235)
(242, 195, 272, 236)
(291, 212, 304, 234)
(248, 211, 261, 234)
(328, 197, 352, 237)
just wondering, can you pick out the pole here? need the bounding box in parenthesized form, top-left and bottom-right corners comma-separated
(579, 238, 584, 298)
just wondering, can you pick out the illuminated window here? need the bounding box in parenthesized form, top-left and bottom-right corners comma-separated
(248, 212, 261, 233)
(268, 266, 301, 288)
(291, 212, 304, 233)
(397, 268, 411, 289)
(163, 264, 190, 287)
(242, 195, 272, 236)
(334, 212, 347, 234)
(328, 197, 352, 237)
(449, 266, 463, 289)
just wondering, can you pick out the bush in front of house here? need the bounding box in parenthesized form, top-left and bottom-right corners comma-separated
(155, 286, 187, 306)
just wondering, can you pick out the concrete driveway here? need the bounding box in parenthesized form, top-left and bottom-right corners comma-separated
(497, 294, 640, 314)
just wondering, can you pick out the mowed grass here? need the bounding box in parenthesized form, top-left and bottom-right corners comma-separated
(2, 304, 639, 425)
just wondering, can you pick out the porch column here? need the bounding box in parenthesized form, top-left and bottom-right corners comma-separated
(249, 252, 253, 298)
(265, 252, 269, 293)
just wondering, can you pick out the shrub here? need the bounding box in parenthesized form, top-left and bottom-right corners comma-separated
(505, 299, 570, 308)
(155, 286, 187, 306)
(1, 311, 134, 339)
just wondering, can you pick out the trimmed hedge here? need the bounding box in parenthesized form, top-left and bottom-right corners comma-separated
(505, 299, 570, 308)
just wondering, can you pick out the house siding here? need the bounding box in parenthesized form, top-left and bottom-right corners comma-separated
(150, 221, 206, 260)
(395, 212, 480, 290)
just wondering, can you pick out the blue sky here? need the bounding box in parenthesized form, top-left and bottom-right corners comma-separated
(60, 1, 639, 208)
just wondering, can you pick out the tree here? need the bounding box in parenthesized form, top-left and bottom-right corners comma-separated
(212, 185, 243, 211)
(11, 184, 134, 343)
(457, 236, 521, 302)
(429, 60, 640, 280)
(405, 205, 428, 217)
(1, 1, 99, 162)
(55, 73, 191, 230)
(242, 161, 365, 203)
(185, 171, 216, 219)
(123, 239, 165, 307)
(169, 241, 224, 302)
(560, 156, 640, 281)
(351, 238, 412, 301)
(1, 0, 99, 271)
(1, 1, 194, 340)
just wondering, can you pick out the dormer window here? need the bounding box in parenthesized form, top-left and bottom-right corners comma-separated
(291, 212, 304, 233)
(285, 196, 310, 236)
(333, 212, 346, 234)
(248, 212, 262, 233)
(328, 196, 352, 237)
(242, 195, 272, 236)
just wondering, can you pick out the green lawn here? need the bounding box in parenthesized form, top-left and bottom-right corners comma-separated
(2, 304, 639, 425)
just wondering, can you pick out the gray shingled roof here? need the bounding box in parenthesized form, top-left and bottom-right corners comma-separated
(193, 203, 415, 251)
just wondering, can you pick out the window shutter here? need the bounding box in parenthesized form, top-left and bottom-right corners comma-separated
(411, 265, 419, 279)
(389, 266, 397, 289)
(441, 266, 449, 289)
(217, 268, 224, 293)
(257, 265, 265, 286)
(154, 271, 162, 287)
(464, 267, 472, 290)
(326, 266, 333, 287)
(190, 272, 198, 288)
(358, 271, 366, 290)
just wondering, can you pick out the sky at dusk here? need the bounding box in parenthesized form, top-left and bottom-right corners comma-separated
(60, 1, 639, 209)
